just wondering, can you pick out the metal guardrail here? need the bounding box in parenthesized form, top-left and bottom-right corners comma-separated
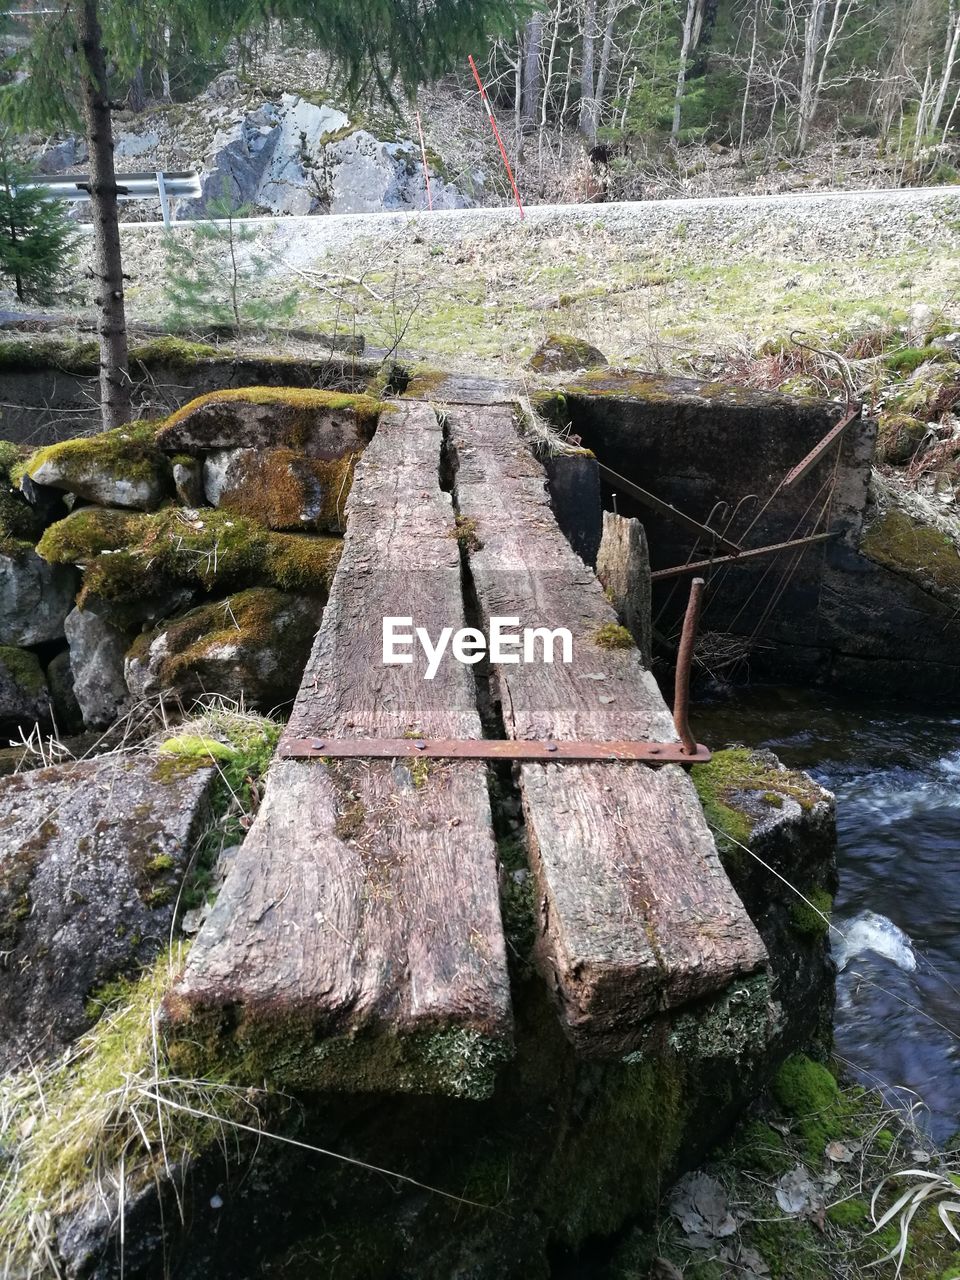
(20, 170, 202, 228)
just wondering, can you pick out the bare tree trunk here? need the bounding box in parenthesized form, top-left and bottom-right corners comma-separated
(521, 14, 543, 133)
(672, 0, 700, 140)
(79, 0, 131, 431)
(932, 1, 960, 129)
(738, 0, 760, 158)
(541, 1, 561, 133)
(579, 0, 599, 145)
(160, 23, 172, 101)
(595, 0, 618, 121)
(795, 0, 828, 153)
(560, 43, 575, 133)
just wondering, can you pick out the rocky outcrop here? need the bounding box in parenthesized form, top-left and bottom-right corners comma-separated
(0, 543, 76, 645)
(0, 645, 50, 734)
(0, 752, 215, 1070)
(125, 588, 323, 710)
(178, 93, 472, 219)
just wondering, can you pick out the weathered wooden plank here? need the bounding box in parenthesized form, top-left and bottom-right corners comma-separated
(170, 403, 512, 1098)
(597, 511, 652, 666)
(448, 406, 767, 1055)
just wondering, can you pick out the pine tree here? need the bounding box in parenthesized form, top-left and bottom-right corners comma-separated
(0, 154, 77, 304)
(0, 0, 526, 429)
(163, 189, 299, 333)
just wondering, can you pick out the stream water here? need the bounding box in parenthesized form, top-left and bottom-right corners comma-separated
(695, 686, 960, 1144)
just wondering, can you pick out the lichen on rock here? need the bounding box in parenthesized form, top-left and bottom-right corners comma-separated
(0, 542, 77, 646)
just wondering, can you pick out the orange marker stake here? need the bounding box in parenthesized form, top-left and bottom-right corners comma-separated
(415, 110, 433, 211)
(468, 55, 525, 219)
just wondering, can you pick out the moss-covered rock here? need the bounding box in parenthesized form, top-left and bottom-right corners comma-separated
(155, 386, 383, 454)
(203, 446, 360, 532)
(125, 587, 324, 710)
(876, 413, 929, 465)
(0, 644, 50, 733)
(22, 420, 173, 510)
(860, 506, 960, 602)
(0, 337, 100, 374)
(38, 506, 342, 620)
(526, 333, 608, 373)
(0, 483, 44, 543)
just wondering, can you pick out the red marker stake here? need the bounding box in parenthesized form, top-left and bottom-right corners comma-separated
(468, 54, 525, 219)
(415, 110, 433, 211)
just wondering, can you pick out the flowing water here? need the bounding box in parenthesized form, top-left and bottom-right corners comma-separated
(695, 686, 960, 1143)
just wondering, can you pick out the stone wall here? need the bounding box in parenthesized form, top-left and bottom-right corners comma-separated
(560, 371, 960, 700)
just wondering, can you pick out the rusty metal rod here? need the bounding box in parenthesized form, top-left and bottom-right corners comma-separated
(278, 737, 711, 764)
(674, 577, 705, 756)
(650, 531, 836, 581)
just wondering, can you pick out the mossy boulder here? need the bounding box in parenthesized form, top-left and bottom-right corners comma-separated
(125, 587, 324, 711)
(203, 446, 360, 532)
(0, 542, 77, 646)
(860, 506, 960, 603)
(876, 413, 929, 465)
(0, 645, 50, 734)
(154, 387, 383, 456)
(0, 753, 216, 1070)
(22, 420, 173, 511)
(527, 333, 608, 373)
(0, 483, 44, 543)
(37, 507, 342, 623)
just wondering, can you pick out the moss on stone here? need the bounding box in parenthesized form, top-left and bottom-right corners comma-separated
(592, 621, 634, 649)
(39, 507, 341, 609)
(773, 1054, 843, 1160)
(214, 447, 360, 531)
(861, 507, 960, 599)
(22, 419, 172, 507)
(0, 486, 43, 543)
(790, 887, 834, 938)
(0, 439, 27, 484)
(0, 645, 47, 696)
(451, 514, 482, 552)
(156, 385, 385, 448)
(692, 748, 824, 860)
(129, 588, 317, 703)
(402, 365, 448, 399)
(129, 337, 221, 367)
(166, 1010, 510, 1101)
(36, 507, 140, 565)
(883, 344, 950, 374)
(0, 337, 100, 374)
(876, 413, 928, 465)
(527, 333, 607, 373)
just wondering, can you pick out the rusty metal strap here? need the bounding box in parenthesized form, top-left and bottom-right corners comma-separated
(781, 406, 861, 489)
(278, 738, 711, 764)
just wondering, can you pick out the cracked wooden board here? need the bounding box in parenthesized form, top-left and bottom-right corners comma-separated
(169, 404, 512, 1098)
(448, 406, 768, 1054)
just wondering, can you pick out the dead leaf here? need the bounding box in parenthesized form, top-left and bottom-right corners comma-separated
(825, 1140, 857, 1164)
(668, 1172, 736, 1239)
(775, 1165, 824, 1216)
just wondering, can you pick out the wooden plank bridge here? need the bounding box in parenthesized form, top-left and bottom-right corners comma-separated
(170, 394, 768, 1095)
